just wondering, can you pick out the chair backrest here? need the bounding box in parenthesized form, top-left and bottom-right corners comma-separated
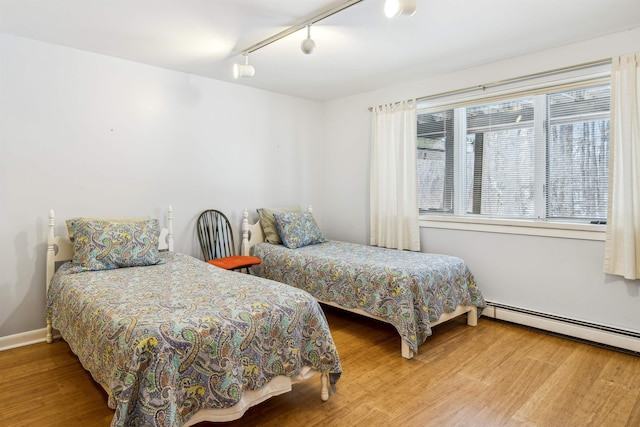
(196, 210, 236, 261)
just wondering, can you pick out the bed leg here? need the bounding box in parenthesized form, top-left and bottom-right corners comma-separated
(46, 317, 53, 343)
(467, 306, 478, 327)
(320, 373, 329, 401)
(401, 340, 414, 359)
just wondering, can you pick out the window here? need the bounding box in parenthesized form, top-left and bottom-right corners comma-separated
(417, 82, 610, 224)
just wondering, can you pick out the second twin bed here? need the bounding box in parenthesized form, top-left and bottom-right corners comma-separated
(242, 207, 486, 359)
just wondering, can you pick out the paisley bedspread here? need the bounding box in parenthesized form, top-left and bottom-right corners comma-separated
(47, 252, 341, 427)
(250, 241, 485, 353)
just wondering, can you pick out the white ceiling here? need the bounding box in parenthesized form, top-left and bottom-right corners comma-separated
(1, 0, 639, 102)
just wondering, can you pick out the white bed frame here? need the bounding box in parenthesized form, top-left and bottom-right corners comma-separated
(46, 206, 331, 424)
(241, 208, 478, 360)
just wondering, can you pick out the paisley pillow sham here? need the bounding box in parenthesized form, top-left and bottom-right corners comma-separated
(68, 218, 163, 272)
(65, 216, 151, 241)
(273, 212, 325, 249)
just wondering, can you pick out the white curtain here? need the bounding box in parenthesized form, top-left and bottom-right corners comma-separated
(370, 100, 420, 251)
(604, 53, 640, 279)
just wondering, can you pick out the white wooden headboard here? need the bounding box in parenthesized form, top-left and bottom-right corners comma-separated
(241, 209, 265, 257)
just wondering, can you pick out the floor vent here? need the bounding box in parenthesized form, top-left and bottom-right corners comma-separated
(483, 301, 640, 356)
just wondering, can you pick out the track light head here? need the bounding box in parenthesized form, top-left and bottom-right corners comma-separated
(301, 38, 316, 55)
(233, 63, 255, 78)
(384, 0, 417, 18)
(233, 54, 255, 79)
(300, 25, 316, 55)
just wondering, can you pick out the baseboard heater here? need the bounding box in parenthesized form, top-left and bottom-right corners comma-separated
(483, 301, 640, 355)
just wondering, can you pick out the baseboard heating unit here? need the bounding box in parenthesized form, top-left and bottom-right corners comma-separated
(483, 302, 640, 355)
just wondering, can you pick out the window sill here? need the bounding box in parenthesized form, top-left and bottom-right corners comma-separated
(419, 215, 606, 241)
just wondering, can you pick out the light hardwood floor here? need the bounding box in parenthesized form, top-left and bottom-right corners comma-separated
(1, 307, 639, 427)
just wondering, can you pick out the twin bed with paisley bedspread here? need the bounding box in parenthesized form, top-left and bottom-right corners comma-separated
(241, 206, 486, 360)
(45, 207, 341, 427)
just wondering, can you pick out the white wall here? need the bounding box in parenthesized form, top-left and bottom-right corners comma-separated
(0, 34, 322, 338)
(319, 28, 640, 333)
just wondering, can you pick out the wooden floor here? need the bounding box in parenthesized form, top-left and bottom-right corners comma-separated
(1, 307, 639, 427)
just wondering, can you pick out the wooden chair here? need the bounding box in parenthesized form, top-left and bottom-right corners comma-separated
(196, 209, 261, 272)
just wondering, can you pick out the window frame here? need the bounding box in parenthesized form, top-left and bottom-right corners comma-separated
(416, 63, 611, 241)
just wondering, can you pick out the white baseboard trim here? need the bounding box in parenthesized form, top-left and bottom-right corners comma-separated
(0, 328, 48, 352)
(483, 302, 640, 354)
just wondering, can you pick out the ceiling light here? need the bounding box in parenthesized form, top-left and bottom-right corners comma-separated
(300, 25, 316, 55)
(236, 0, 364, 59)
(233, 54, 255, 79)
(384, 0, 417, 18)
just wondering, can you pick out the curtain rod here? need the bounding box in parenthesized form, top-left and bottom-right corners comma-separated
(239, 0, 366, 55)
(368, 57, 612, 111)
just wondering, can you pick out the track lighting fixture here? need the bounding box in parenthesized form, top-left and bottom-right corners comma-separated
(233, 54, 255, 79)
(233, 0, 417, 77)
(384, 0, 417, 18)
(300, 25, 316, 55)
